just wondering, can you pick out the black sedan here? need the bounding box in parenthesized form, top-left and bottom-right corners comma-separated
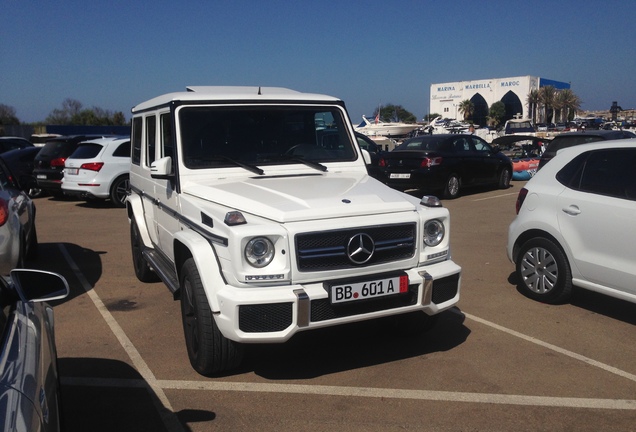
(379, 134, 512, 198)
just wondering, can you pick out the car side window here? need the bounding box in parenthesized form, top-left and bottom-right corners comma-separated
(131, 117, 142, 165)
(560, 148, 636, 200)
(146, 115, 157, 167)
(471, 138, 491, 152)
(452, 137, 470, 153)
(113, 142, 131, 157)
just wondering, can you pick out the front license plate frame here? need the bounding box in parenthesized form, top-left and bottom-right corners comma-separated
(327, 273, 409, 304)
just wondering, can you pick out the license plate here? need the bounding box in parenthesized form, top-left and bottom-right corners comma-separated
(36, 174, 46, 179)
(66, 168, 79, 175)
(390, 173, 410, 179)
(330, 274, 408, 304)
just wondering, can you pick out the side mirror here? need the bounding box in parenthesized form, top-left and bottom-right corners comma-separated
(10, 269, 70, 303)
(360, 148, 372, 165)
(150, 156, 174, 180)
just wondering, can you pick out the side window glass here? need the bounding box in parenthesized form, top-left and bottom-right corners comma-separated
(472, 138, 491, 152)
(161, 113, 174, 160)
(146, 115, 157, 166)
(578, 149, 636, 199)
(113, 142, 131, 157)
(132, 117, 142, 165)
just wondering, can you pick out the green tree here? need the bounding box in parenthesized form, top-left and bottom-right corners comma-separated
(457, 99, 474, 121)
(374, 104, 416, 123)
(0, 104, 20, 125)
(46, 99, 127, 125)
(487, 101, 505, 128)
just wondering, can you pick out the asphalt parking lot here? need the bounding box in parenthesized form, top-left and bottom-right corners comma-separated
(32, 181, 636, 431)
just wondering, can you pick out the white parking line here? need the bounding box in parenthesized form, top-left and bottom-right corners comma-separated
(472, 191, 519, 201)
(58, 244, 186, 432)
(59, 243, 636, 426)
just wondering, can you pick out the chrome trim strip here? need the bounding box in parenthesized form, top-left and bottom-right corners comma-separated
(419, 271, 433, 305)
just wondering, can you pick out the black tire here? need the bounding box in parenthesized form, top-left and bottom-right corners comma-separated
(515, 237, 572, 304)
(109, 175, 129, 208)
(498, 167, 511, 189)
(443, 174, 460, 199)
(130, 219, 159, 282)
(180, 258, 244, 375)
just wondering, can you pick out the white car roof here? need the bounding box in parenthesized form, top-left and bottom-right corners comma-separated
(80, 136, 129, 146)
(132, 86, 342, 113)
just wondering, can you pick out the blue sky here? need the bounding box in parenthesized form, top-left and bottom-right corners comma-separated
(2, 0, 635, 123)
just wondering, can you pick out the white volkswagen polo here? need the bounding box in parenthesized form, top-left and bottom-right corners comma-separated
(508, 139, 636, 304)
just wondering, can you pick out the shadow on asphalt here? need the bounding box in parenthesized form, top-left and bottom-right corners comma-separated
(508, 271, 636, 325)
(239, 308, 470, 380)
(26, 242, 103, 304)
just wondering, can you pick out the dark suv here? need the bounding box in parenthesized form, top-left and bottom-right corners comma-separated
(33, 135, 107, 196)
(538, 129, 636, 170)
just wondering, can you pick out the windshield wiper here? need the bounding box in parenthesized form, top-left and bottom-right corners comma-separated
(204, 155, 264, 175)
(274, 155, 328, 172)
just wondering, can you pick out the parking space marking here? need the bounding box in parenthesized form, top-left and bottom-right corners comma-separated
(59, 242, 636, 419)
(472, 191, 519, 201)
(461, 311, 636, 383)
(58, 244, 186, 432)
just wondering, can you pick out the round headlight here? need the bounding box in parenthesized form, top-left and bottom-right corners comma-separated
(245, 237, 275, 268)
(423, 219, 445, 247)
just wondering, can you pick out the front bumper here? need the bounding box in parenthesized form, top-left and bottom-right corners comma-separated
(214, 259, 461, 343)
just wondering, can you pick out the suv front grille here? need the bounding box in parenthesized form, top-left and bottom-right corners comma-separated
(295, 223, 416, 271)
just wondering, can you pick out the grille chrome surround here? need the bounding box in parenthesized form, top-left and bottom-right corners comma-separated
(295, 223, 416, 271)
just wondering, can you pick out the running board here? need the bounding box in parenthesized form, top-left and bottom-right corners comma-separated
(142, 249, 180, 297)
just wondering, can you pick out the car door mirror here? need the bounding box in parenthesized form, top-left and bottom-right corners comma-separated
(10, 269, 70, 303)
(150, 156, 174, 180)
(360, 148, 372, 165)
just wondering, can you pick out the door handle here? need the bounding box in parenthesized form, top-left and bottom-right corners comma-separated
(562, 205, 581, 216)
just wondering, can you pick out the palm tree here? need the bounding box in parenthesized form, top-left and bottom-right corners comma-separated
(538, 86, 556, 123)
(558, 89, 582, 122)
(553, 91, 566, 123)
(526, 89, 540, 124)
(458, 99, 474, 121)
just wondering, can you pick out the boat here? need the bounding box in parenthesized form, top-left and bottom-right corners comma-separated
(354, 115, 420, 137)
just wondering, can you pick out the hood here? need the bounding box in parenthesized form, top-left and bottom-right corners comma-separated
(183, 173, 417, 223)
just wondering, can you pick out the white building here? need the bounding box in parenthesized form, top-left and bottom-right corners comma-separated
(430, 76, 570, 126)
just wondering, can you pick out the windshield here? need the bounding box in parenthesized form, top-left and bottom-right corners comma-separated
(178, 106, 356, 169)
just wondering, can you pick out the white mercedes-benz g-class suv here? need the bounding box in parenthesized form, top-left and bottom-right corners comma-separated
(127, 86, 461, 375)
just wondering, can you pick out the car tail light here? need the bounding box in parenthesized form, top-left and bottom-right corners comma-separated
(421, 157, 442, 168)
(0, 199, 7, 226)
(80, 162, 104, 172)
(51, 157, 66, 167)
(378, 158, 387, 168)
(516, 188, 528, 214)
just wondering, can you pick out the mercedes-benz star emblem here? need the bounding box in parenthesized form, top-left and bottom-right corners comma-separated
(347, 233, 375, 264)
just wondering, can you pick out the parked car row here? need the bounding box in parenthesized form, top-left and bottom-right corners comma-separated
(0, 135, 132, 207)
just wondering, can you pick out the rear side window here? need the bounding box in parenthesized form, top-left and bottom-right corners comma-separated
(113, 142, 131, 157)
(69, 143, 103, 159)
(557, 148, 636, 200)
(132, 117, 142, 165)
